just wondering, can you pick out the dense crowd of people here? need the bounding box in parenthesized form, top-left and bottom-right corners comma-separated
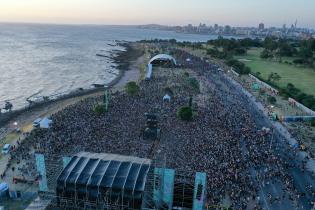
(5, 45, 315, 209)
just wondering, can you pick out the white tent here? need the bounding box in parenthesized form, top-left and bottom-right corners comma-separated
(149, 54, 177, 65)
(0, 182, 9, 198)
(163, 94, 171, 102)
(0, 182, 8, 191)
(146, 64, 153, 80)
(40, 118, 52, 129)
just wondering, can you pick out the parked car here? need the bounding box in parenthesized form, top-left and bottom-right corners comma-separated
(33, 118, 42, 127)
(2, 144, 11, 154)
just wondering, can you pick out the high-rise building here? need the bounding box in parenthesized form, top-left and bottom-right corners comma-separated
(214, 24, 219, 31)
(224, 25, 231, 34)
(283, 24, 286, 30)
(258, 23, 265, 30)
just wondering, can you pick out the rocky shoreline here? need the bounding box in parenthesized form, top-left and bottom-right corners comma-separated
(0, 42, 144, 127)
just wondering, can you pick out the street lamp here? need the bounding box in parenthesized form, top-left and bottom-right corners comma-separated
(269, 126, 275, 152)
(104, 85, 110, 112)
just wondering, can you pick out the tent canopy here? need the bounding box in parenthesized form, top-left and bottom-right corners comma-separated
(57, 152, 151, 199)
(149, 54, 177, 66)
(40, 118, 52, 129)
(146, 64, 153, 80)
(0, 182, 9, 192)
(163, 94, 171, 102)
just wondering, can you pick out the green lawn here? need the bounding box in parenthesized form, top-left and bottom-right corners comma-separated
(235, 48, 315, 96)
(0, 132, 19, 146)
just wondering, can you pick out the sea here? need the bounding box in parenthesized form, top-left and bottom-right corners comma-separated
(0, 23, 224, 110)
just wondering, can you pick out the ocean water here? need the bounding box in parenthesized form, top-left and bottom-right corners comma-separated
(0, 23, 218, 110)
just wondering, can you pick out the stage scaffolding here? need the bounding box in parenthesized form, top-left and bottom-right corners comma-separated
(34, 151, 206, 210)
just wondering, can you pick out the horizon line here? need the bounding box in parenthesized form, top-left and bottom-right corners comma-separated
(0, 21, 314, 30)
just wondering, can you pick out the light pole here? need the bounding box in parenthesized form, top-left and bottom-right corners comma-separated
(269, 127, 274, 152)
(104, 85, 110, 112)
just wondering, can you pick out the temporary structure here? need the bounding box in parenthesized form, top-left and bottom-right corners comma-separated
(163, 94, 171, 102)
(40, 118, 52, 129)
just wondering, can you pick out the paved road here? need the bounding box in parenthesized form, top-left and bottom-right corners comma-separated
(223, 72, 315, 210)
(203, 67, 315, 210)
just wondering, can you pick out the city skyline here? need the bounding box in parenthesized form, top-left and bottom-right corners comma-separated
(1, 0, 315, 28)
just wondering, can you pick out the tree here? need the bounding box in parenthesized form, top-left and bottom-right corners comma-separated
(93, 104, 105, 115)
(164, 87, 174, 95)
(296, 93, 308, 102)
(243, 66, 251, 75)
(169, 39, 177, 44)
(226, 59, 251, 75)
(259, 89, 266, 95)
(207, 48, 229, 59)
(125, 82, 140, 95)
(234, 48, 247, 55)
(267, 96, 277, 104)
(275, 49, 282, 62)
(263, 37, 278, 52)
(222, 39, 240, 52)
(267, 72, 281, 83)
(311, 38, 315, 51)
(286, 83, 300, 96)
(177, 106, 193, 121)
(239, 38, 262, 48)
(278, 40, 297, 57)
(293, 58, 304, 66)
(300, 47, 313, 57)
(260, 49, 274, 59)
(301, 95, 315, 109)
(298, 47, 313, 66)
(192, 42, 203, 50)
(188, 77, 200, 92)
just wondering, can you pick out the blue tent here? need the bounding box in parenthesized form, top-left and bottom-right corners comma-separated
(0, 182, 9, 199)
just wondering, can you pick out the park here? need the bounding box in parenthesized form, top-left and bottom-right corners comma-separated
(234, 47, 315, 97)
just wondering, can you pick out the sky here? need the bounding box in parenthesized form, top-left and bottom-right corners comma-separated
(0, 0, 315, 28)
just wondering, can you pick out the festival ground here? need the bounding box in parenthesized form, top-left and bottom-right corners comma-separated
(1, 42, 315, 210)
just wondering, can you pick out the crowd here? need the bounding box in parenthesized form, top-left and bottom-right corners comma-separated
(5, 46, 315, 209)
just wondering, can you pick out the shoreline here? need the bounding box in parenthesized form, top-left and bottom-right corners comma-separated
(0, 42, 144, 128)
(0, 41, 144, 185)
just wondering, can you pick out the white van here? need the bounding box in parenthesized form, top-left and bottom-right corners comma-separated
(2, 144, 11, 154)
(33, 118, 42, 127)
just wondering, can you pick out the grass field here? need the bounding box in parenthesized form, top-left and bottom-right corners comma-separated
(234, 48, 315, 96)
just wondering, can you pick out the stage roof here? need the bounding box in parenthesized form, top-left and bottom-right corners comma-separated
(149, 54, 177, 65)
(57, 152, 151, 196)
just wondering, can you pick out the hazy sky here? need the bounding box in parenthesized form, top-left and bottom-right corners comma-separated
(0, 0, 314, 28)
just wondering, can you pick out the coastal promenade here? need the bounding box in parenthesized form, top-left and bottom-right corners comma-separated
(0, 48, 144, 183)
